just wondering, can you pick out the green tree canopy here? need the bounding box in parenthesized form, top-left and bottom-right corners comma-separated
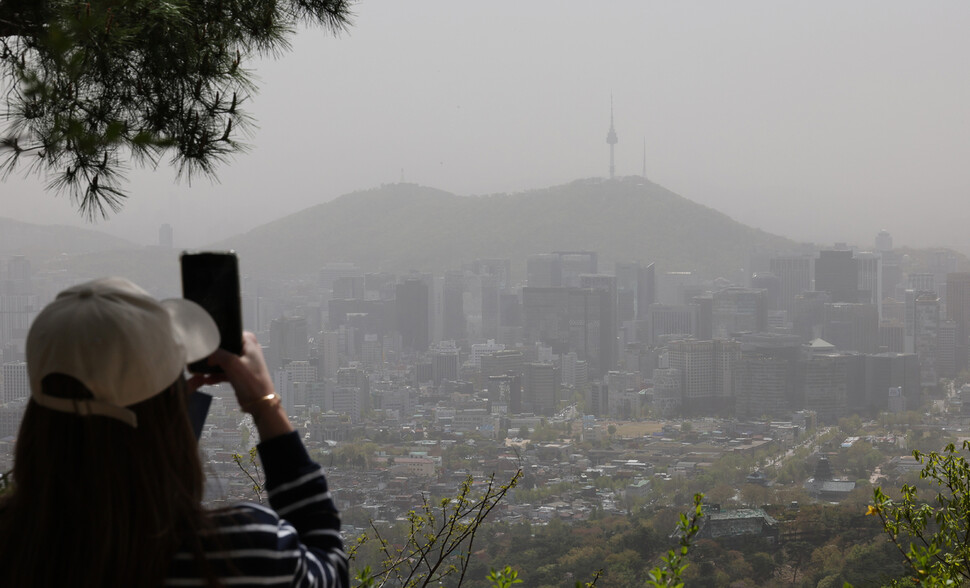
(0, 0, 351, 217)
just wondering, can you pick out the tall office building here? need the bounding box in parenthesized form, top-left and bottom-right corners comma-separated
(945, 272, 970, 373)
(769, 255, 814, 318)
(319, 330, 340, 379)
(815, 250, 858, 303)
(581, 273, 618, 354)
(855, 252, 882, 317)
(822, 303, 879, 353)
(658, 271, 698, 305)
(332, 275, 365, 300)
(939, 320, 957, 378)
(431, 341, 460, 385)
(875, 230, 893, 252)
(524, 362, 559, 415)
(498, 292, 522, 347)
(645, 304, 695, 344)
(879, 320, 906, 353)
(637, 263, 656, 320)
(396, 278, 430, 352)
(557, 251, 598, 287)
(734, 355, 793, 420)
(1, 361, 28, 403)
(908, 273, 936, 294)
(522, 286, 616, 377)
(320, 263, 363, 295)
(0, 256, 37, 351)
(481, 273, 501, 341)
(614, 261, 640, 326)
(667, 339, 739, 413)
(800, 353, 848, 424)
(750, 273, 781, 312)
(866, 353, 920, 412)
(914, 291, 941, 387)
(269, 316, 309, 372)
(712, 287, 767, 338)
(733, 333, 802, 420)
(793, 291, 831, 342)
(442, 270, 466, 342)
(526, 254, 562, 288)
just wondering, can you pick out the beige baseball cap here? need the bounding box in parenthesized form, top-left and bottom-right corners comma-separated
(26, 277, 220, 428)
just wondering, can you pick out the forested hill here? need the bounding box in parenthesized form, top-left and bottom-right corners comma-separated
(216, 177, 796, 279)
(0, 217, 133, 258)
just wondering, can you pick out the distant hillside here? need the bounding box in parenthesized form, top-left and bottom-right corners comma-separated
(216, 177, 797, 279)
(0, 217, 134, 259)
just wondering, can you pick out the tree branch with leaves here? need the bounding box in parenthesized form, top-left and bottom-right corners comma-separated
(0, 0, 352, 217)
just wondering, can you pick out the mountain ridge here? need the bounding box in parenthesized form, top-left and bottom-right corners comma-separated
(214, 176, 796, 280)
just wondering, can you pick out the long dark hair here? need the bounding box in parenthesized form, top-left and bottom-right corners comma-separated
(0, 374, 213, 587)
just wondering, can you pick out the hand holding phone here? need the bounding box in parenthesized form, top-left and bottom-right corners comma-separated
(181, 251, 243, 373)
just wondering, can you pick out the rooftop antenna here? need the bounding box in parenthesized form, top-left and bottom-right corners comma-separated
(606, 94, 618, 179)
(642, 136, 646, 177)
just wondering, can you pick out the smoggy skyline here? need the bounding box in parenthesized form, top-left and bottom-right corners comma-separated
(3, 2, 970, 254)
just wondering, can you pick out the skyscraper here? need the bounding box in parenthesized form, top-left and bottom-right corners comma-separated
(822, 303, 879, 353)
(946, 272, 970, 373)
(396, 278, 430, 352)
(431, 341, 460, 386)
(815, 250, 858, 303)
(855, 252, 882, 317)
(769, 255, 813, 318)
(442, 270, 466, 342)
(526, 254, 562, 288)
(712, 287, 767, 338)
(914, 291, 940, 387)
(637, 263, 656, 320)
(269, 316, 309, 372)
(524, 362, 559, 415)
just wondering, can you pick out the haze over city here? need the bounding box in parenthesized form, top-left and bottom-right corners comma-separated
(4, 1, 970, 254)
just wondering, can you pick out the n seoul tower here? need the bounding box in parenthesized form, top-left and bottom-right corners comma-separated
(606, 95, 618, 179)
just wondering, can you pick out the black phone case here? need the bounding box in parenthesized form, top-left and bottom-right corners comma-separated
(181, 251, 243, 373)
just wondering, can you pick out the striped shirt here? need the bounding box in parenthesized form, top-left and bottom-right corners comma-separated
(166, 432, 348, 587)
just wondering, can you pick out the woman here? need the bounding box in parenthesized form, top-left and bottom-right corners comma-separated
(0, 277, 347, 587)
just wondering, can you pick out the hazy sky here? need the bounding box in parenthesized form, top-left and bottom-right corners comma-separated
(4, 1, 970, 254)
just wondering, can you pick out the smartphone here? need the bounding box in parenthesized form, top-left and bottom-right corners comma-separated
(180, 251, 243, 373)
